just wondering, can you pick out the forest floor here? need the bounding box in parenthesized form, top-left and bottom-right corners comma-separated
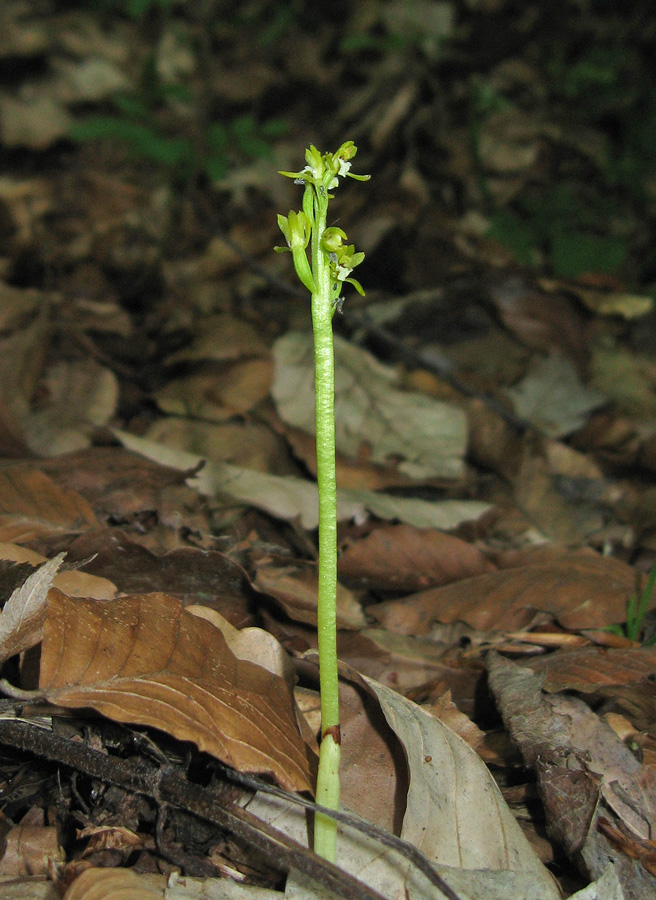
(1, 2, 656, 899)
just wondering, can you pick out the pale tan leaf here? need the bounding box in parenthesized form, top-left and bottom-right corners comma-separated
(154, 358, 272, 420)
(505, 354, 605, 438)
(21, 359, 118, 457)
(363, 678, 559, 893)
(0, 552, 64, 664)
(0, 824, 64, 876)
(186, 604, 296, 685)
(166, 313, 270, 364)
(0, 94, 73, 150)
(63, 868, 161, 900)
(39, 590, 314, 792)
(250, 677, 559, 900)
(113, 429, 491, 531)
(272, 332, 467, 480)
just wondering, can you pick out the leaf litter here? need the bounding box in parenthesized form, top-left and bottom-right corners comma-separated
(1, 1, 656, 899)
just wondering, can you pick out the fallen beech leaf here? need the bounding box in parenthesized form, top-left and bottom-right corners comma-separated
(0, 467, 99, 544)
(21, 358, 118, 457)
(0, 823, 64, 877)
(272, 331, 467, 480)
(114, 428, 490, 530)
(255, 674, 560, 900)
(78, 824, 147, 857)
(38, 446, 190, 520)
(490, 277, 588, 373)
(505, 354, 605, 438)
(65, 531, 253, 625)
(527, 646, 656, 734)
(363, 678, 559, 888)
(338, 523, 494, 592)
(528, 646, 656, 693)
(39, 590, 314, 792)
(368, 553, 638, 634)
(186, 604, 297, 686)
(254, 561, 366, 630)
(155, 358, 273, 420)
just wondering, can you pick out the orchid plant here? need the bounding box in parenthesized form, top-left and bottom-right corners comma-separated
(276, 142, 369, 861)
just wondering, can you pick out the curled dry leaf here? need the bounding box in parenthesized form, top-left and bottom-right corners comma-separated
(38, 589, 314, 792)
(527, 646, 656, 735)
(0, 552, 65, 665)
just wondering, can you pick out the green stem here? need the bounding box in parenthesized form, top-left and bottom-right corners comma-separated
(311, 186, 341, 861)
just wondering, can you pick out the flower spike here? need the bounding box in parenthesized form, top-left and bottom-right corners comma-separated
(275, 145, 369, 862)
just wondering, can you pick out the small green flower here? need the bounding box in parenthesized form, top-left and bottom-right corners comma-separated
(275, 210, 316, 294)
(279, 141, 370, 191)
(275, 209, 311, 251)
(329, 242, 365, 294)
(321, 227, 348, 253)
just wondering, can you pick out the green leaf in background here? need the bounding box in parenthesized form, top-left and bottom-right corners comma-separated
(487, 209, 538, 267)
(550, 229, 627, 278)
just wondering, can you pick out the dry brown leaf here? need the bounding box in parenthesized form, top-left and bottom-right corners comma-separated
(0, 294, 50, 456)
(38, 589, 314, 792)
(63, 867, 161, 900)
(489, 277, 589, 374)
(146, 417, 288, 474)
(275, 418, 416, 491)
(0, 467, 99, 544)
(513, 451, 600, 544)
(154, 357, 273, 420)
(424, 689, 485, 753)
(64, 532, 253, 626)
(528, 647, 656, 734)
(0, 824, 64, 877)
(487, 652, 656, 896)
(339, 628, 484, 706)
(0, 543, 116, 601)
(166, 313, 269, 364)
(338, 523, 495, 592)
(78, 825, 147, 857)
(36, 447, 190, 520)
(254, 561, 366, 630)
(186, 604, 297, 687)
(528, 646, 656, 692)
(368, 552, 638, 635)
